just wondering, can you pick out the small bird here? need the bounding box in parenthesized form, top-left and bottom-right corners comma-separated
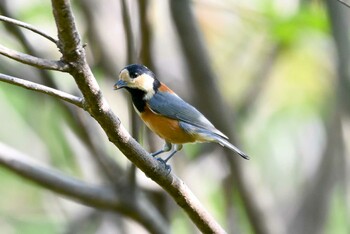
(114, 64, 249, 164)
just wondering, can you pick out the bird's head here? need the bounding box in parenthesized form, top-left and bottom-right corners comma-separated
(114, 64, 159, 98)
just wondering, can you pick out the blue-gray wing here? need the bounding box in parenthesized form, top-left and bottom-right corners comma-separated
(148, 91, 228, 139)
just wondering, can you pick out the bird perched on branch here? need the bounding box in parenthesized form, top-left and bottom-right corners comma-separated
(114, 64, 249, 166)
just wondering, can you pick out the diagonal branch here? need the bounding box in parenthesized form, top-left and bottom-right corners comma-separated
(0, 44, 69, 71)
(338, 0, 350, 8)
(51, 0, 225, 233)
(0, 15, 58, 44)
(0, 142, 168, 234)
(0, 73, 84, 108)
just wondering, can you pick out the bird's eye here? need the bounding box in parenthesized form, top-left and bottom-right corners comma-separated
(130, 72, 139, 78)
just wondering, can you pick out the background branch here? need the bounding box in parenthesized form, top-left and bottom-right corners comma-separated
(138, 0, 155, 69)
(0, 73, 83, 108)
(0, 44, 68, 71)
(121, 0, 136, 64)
(338, 0, 350, 8)
(0, 142, 120, 209)
(0, 15, 58, 44)
(0, 142, 167, 234)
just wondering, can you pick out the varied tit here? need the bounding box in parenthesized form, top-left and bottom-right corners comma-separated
(114, 64, 249, 164)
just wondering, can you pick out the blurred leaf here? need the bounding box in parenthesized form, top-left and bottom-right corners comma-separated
(17, 1, 52, 22)
(264, 3, 330, 47)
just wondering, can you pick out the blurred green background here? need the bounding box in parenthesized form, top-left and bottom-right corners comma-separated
(0, 0, 349, 233)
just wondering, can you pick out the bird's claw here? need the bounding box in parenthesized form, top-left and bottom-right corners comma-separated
(156, 158, 171, 173)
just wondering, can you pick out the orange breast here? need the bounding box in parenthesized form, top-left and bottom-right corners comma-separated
(140, 105, 196, 144)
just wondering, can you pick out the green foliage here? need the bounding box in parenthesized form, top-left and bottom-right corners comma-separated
(264, 2, 330, 47)
(17, 1, 52, 22)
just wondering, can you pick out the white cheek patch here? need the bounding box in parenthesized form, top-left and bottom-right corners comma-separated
(135, 74, 155, 100)
(136, 74, 154, 90)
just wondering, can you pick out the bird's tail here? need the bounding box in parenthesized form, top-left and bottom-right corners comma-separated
(179, 122, 249, 159)
(211, 135, 250, 160)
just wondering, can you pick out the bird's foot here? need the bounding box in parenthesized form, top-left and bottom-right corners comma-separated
(156, 158, 171, 174)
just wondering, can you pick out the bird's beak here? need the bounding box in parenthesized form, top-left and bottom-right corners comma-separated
(114, 80, 127, 90)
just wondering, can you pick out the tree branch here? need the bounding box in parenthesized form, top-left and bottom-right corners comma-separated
(50, 0, 225, 233)
(0, 142, 168, 234)
(0, 73, 84, 108)
(0, 44, 69, 71)
(337, 0, 350, 8)
(121, 0, 136, 64)
(0, 15, 58, 44)
(0, 142, 120, 208)
(138, 0, 155, 69)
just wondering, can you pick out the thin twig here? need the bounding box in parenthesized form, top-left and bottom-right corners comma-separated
(0, 15, 58, 44)
(338, 0, 350, 8)
(0, 73, 84, 108)
(0, 44, 69, 71)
